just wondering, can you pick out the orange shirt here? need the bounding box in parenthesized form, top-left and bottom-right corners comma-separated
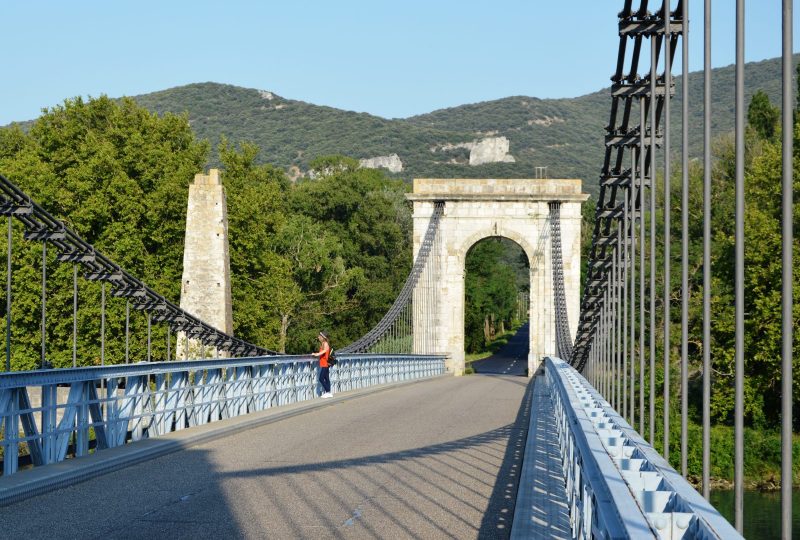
(318, 342, 330, 368)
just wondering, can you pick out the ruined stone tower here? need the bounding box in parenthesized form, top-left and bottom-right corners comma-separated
(178, 168, 233, 358)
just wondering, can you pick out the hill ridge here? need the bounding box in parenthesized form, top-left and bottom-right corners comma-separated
(9, 54, 795, 195)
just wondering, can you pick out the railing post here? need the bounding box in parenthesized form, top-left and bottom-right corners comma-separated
(662, 0, 672, 464)
(680, 0, 690, 479)
(702, 0, 712, 501)
(5, 217, 11, 372)
(734, 0, 745, 530)
(781, 0, 794, 535)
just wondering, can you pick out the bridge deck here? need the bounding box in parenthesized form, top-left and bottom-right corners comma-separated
(0, 372, 571, 539)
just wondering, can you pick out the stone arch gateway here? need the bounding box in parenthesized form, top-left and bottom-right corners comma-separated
(407, 178, 589, 376)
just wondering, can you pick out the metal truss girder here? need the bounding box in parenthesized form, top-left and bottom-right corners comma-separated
(24, 228, 66, 241)
(171, 322, 194, 333)
(595, 235, 622, 247)
(605, 132, 659, 148)
(601, 171, 652, 190)
(597, 206, 624, 219)
(56, 250, 96, 263)
(152, 312, 185, 324)
(112, 286, 147, 298)
(570, 2, 682, 368)
(618, 18, 683, 37)
(131, 301, 165, 312)
(593, 260, 614, 272)
(0, 172, 277, 357)
(584, 306, 600, 320)
(0, 202, 33, 216)
(601, 169, 633, 187)
(206, 337, 228, 348)
(611, 79, 671, 98)
(85, 270, 123, 282)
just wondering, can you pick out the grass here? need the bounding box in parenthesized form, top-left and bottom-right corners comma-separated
(652, 420, 800, 490)
(464, 321, 524, 365)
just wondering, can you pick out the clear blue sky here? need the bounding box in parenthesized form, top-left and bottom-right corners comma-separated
(1, 1, 797, 125)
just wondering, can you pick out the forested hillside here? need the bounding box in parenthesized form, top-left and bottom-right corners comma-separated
(127, 54, 794, 198)
(5, 56, 792, 199)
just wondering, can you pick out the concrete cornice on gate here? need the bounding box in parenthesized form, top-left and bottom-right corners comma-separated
(406, 178, 590, 203)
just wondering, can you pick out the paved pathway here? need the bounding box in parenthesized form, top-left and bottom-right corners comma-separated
(471, 323, 529, 376)
(1, 373, 540, 539)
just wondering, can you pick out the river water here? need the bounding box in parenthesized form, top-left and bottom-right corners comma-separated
(710, 489, 800, 539)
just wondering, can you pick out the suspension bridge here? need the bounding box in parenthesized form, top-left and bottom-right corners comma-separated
(0, 1, 795, 538)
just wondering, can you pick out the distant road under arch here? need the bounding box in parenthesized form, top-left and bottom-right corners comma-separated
(471, 323, 530, 376)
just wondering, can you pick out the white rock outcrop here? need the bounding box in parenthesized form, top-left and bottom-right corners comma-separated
(359, 154, 403, 173)
(431, 136, 515, 166)
(528, 115, 565, 127)
(468, 137, 515, 165)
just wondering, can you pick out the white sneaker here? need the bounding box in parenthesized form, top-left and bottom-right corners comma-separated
(321, 392, 332, 399)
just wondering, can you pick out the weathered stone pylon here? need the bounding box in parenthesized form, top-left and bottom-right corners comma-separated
(177, 169, 233, 359)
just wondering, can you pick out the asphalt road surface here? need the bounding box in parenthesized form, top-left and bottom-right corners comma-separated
(1, 373, 533, 539)
(470, 324, 529, 376)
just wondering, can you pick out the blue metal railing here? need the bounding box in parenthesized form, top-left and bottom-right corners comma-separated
(514, 358, 742, 540)
(0, 354, 445, 476)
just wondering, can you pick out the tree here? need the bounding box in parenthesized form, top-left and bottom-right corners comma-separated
(218, 139, 290, 351)
(288, 161, 412, 347)
(747, 90, 779, 142)
(0, 96, 208, 368)
(464, 238, 523, 352)
(673, 96, 800, 430)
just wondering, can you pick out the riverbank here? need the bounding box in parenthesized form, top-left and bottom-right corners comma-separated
(687, 475, 785, 492)
(650, 420, 800, 491)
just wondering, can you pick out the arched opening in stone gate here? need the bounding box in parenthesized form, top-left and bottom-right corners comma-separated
(464, 237, 530, 376)
(408, 178, 587, 377)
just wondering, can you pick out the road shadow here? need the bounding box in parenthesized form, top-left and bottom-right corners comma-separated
(0, 447, 244, 540)
(0, 376, 554, 539)
(476, 375, 534, 538)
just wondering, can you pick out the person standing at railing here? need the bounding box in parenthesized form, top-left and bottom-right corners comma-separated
(312, 331, 332, 398)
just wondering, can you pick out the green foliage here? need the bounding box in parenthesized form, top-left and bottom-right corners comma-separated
(628, 87, 800, 450)
(614, 87, 800, 484)
(706, 123, 800, 428)
(287, 162, 413, 350)
(747, 90, 779, 141)
(0, 96, 208, 368)
(464, 239, 528, 353)
(652, 419, 800, 485)
(218, 139, 293, 351)
(0, 96, 416, 364)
